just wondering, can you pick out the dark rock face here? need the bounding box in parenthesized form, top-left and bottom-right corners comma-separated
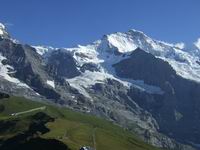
(0, 39, 91, 109)
(0, 92, 9, 99)
(89, 79, 158, 129)
(113, 48, 177, 89)
(80, 63, 100, 72)
(0, 40, 61, 100)
(89, 79, 195, 150)
(46, 50, 80, 78)
(114, 48, 200, 145)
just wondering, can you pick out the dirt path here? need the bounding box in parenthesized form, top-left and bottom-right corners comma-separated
(11, 106, 46, 116)
(92, 128, 97, 150)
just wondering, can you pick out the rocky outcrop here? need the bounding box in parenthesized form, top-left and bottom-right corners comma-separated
(46, 50, 80, 78)
(88, 79, 195, 150)
(0, 39, 61, 100)
(0, 38, 92, 109)
(80, 63, 100, 72)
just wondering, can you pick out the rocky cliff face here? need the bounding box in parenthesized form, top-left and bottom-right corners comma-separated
(0, 23, 199, 149)
(114, 48, 200, 146)
(46, 50, 80, 78)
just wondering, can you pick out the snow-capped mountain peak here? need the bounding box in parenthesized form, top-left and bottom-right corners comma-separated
(65, 29, 200, 84)
(103, 29, 180, 55)
(0, 23, 7, 36)
(0, 23, 9, 38)
(102, 29, 160, 53)
(32, 46, 55, 56)
(0, 23, 5, 34)
(106, 31, 138, 53)
(33, 29, 200, 84)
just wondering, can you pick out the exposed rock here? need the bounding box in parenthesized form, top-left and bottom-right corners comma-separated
(114, 48, 200, 148)
(46, 50, 80, 78)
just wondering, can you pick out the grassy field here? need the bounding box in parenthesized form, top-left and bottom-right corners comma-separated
(0, 96, 160, 150)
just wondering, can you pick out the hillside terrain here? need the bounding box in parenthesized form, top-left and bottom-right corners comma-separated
(0, 95, 160, 150)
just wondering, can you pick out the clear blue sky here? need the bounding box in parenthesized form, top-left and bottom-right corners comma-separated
(0, 0, 200, 47)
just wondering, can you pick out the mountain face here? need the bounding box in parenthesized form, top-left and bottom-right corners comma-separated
(0, 23, 200, 149)
(114, 48, 200, 144)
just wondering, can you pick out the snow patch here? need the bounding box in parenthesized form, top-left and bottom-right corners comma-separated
(0, 54, 29, 87)
(174, 42, 185, 49)
(0, 23, 5, 35)
(107, 32, 137, 53)
(0, 23, 5, 29)
(33, 46, 55, 55)
(165, 58, 200, 82)
(66, 71, 131, 100)
(47, 80, 55, 88)
(0, 29, 3, 35)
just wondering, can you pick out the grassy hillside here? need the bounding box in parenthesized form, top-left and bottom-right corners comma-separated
(0, 96, 160, 150)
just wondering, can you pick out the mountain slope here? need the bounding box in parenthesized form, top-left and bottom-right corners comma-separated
(0, 95, 160, 150)
(114, 48, 200, 145)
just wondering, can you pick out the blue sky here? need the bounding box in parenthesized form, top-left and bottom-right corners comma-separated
(0, 0, 200, 47)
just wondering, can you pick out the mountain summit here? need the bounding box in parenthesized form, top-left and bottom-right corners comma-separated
(0, 23, 9, 39)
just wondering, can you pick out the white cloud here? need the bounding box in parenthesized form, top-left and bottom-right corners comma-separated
(194, 38, 200, 49)
(4, 23, 14, 28)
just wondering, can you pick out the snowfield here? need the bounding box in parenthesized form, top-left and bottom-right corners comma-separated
(0, 23, 5, 35)
(47, 80, 55, 88)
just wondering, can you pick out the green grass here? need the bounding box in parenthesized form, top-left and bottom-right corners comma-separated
(0, 96, 160, 150)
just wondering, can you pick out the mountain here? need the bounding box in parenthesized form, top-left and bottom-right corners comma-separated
(0, 22, 199, 149)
